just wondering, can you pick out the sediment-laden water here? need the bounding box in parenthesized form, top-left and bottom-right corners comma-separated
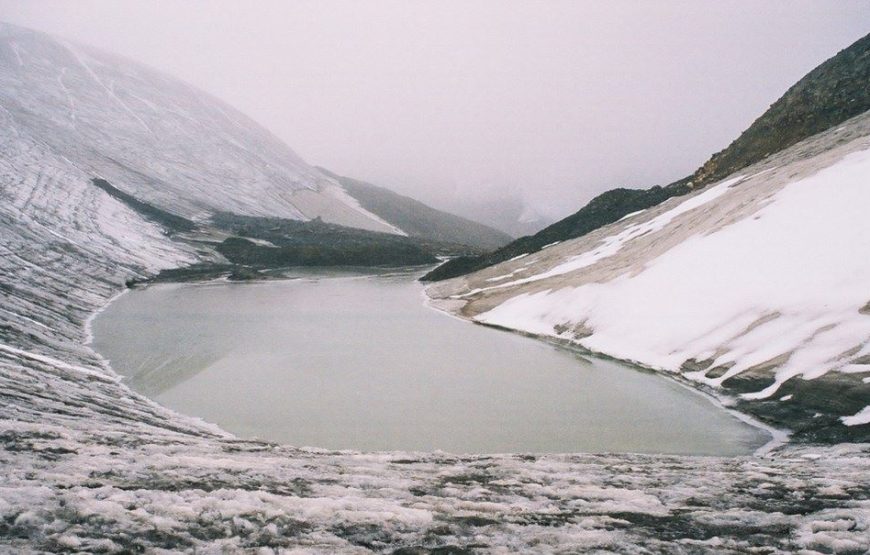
(92, 270, 768, 455)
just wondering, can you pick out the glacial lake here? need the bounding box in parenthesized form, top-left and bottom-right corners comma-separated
(92, 270, 769, 455)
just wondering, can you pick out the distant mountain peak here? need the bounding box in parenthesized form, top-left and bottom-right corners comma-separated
(316, 168, 513, 251)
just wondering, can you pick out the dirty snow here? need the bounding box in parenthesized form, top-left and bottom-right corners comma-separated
(460, 175, 744, 297)
(475, 146, 870, 400)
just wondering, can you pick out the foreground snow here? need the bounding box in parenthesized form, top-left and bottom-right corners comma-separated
(430, 112, 870, 439)
(2, 418, 869, 553)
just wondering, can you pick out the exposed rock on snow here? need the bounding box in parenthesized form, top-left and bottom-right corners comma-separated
(429, 112, 870, 443)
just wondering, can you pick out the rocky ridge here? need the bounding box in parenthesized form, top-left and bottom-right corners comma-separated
(423, 32, 870, 282)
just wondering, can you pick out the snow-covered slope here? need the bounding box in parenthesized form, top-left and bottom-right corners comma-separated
(0, 22, 399, 233)
(429, 112, 870, 442)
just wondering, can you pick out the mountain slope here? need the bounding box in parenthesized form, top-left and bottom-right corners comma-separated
(422, 181, 691, 280)
(318, 168, 513, 250)
(424, 31, 870, 281)
(428, 111, 870, 442)
(693, 32, 870, 185)
(0, 22, 398, 234)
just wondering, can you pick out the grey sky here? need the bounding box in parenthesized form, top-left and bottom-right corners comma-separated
(1, 0, 868, 223)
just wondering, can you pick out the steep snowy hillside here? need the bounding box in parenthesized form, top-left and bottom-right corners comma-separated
(0, 22, 398, 233)
(428, 112, 870, 443)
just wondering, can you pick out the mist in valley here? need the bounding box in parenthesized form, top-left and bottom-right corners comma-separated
(1, 0, 867, 234)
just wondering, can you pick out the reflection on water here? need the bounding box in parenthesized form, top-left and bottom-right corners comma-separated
(93, 270, 769, 455)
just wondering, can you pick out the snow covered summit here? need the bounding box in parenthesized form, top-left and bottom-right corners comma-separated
(0, 22, 398, 233)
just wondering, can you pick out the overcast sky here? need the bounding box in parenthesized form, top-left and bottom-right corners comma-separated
(1, 1, 867, 222)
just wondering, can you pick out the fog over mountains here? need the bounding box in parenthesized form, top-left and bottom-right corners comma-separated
(2, 1, 867, 234)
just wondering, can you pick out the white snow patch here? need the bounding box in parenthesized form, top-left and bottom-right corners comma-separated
(327, 182, 407, 235)
(840, 406, 870, 426)
(9, 41, 23, 66)
(466, 175, 744, 296)
(617, 209, 646, 222)
(238, 236, 278, 248)
(477, 148, 870, 399)
(0, 343, 118, 382)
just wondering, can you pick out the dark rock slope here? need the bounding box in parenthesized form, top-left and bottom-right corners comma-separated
(693, 32, 870, 185)
(424, 31, 870, 281)
(319, 168, 513, 250)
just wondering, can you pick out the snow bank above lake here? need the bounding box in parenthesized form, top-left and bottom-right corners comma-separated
(431, 111, 870, 436)
(478, 148, 870, 398)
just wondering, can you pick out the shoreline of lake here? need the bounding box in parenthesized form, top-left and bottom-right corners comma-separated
(91, 270, 773, 456)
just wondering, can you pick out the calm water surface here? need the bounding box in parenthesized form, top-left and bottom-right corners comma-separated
(93, 270, 768, 455)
